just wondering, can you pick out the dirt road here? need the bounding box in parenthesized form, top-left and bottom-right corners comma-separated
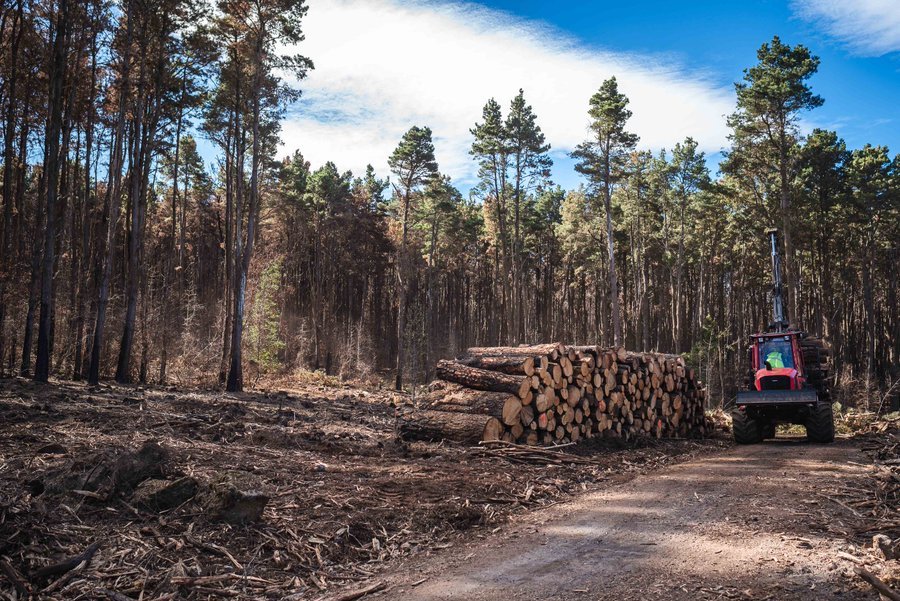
(381, 438, 877, 600)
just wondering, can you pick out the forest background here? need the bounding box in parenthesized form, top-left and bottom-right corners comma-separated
(0, 0, 896, 409)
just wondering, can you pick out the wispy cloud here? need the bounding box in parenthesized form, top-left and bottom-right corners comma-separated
(793, 0, 900, 56)
(281, 0, 735, 186)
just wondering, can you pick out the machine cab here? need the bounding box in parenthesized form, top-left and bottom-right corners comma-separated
(750, 333, 805, 391)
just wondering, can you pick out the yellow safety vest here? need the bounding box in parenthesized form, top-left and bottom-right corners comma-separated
(766, 352, 785, 369)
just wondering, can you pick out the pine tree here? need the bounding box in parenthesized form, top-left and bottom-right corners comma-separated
(725, 36, 823, 324)
(669, 138, 709, 352)
(571, 77, 639, 347)
(505, 89, 551, 342)
(388, 126, 437, 390)
(217, 0, 313, 392)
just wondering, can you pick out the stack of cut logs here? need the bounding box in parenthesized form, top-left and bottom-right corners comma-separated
(399, 343, 707, 446)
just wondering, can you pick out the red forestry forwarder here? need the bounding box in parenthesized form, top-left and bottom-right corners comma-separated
(732, 229, 835, 444)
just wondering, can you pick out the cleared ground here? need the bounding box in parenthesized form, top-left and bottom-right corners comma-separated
(0, 378, 895, 600)
(382, 439, 882, 600)
(0, 377, 727, 600)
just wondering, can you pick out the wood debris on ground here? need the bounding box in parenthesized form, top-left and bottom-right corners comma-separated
(827, 414, 900, 598)
(0, 377, 727, 600)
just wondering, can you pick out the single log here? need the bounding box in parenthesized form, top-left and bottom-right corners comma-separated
(427, 385, 521, 419)
(520, 404, 535, 427)
(483, 418, 503, 441)
(464, 343, 563, 359)
(569, 345, 600, 356)
(436, 360, 531, 398)
(458, 354, 536, 377)
(566, 385, 582, 408)
(502, 397, 523, 426)
(399, 409, 502, 444)
(854, 567, 900, 601)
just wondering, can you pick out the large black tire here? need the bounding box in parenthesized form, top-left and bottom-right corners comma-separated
(806, 401, 835, 443)
(732, 409, 762, 444)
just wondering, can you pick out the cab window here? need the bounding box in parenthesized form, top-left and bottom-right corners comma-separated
(758, 338, 794, 369)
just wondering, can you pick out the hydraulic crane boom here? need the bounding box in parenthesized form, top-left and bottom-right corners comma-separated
(766, 228, 788, 333)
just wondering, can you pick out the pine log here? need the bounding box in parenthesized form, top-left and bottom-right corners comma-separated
(424, 344, 707, 445)
(436, 360, 531, 398)
(399, 410, 502, 444)
(501, 397, 523, 426)
(520, 404, 535, 427)
(458, 354, 536, 377)
(464, 343, 563, 359)
(426, 385, 520, 420)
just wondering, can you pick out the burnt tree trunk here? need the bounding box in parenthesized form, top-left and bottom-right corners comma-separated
(34, 0, 70, 382)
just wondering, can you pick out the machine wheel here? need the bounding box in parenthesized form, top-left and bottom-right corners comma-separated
(732, 409, 763, 444)
(760, 420, 776, 440)
(806, 402, 835, 443)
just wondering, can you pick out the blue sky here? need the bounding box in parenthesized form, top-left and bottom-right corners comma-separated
(268, 0, 900, 191)
(469, 0, 900, 187)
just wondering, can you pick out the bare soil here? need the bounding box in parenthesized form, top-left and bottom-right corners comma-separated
(383, 438, 889, 600)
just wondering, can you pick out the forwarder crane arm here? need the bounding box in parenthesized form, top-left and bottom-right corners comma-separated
(766, 228, 788, 333)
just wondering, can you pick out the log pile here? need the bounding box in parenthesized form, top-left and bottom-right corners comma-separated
(399, 343, 708, 446)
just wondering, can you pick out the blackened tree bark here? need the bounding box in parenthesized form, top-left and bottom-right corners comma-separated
(34, 0, 69, 382)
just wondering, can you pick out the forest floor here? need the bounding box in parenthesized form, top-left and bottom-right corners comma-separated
(0, 377, 897, 600)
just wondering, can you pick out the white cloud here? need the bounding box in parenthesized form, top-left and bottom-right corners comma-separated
(793, 0, 900, 56)
(281, 0, 735, 187)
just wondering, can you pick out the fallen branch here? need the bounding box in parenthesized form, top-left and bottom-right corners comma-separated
(818, 493, 863, 518)
(324, 580, 387, 601)
(42, 558, 88, 594)
(836, 551, 865, 565)
(854, 567, 900, 601)
(0, 557, 29, 597)
(30, 541, 101, 581)
(472, 441, 595, 465)
(185, 534, 244, 571)
(98, 588, 137, 601)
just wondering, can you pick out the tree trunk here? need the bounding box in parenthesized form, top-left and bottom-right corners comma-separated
(73, 30, 98, 380)
(218, 122, 234, 385)
(779, 133, 795, 324)
(394, 181, 412, 391)
(35, 0, 70, 383)
(604, 180, 622, 347)
(0, 0, 24, 371)
(227, 39, 264, 393)
(88, 0, 132, 385)
(426, 384, 522, 423)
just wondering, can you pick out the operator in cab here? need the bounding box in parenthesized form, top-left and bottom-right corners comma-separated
(762, 339, 793, 370)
